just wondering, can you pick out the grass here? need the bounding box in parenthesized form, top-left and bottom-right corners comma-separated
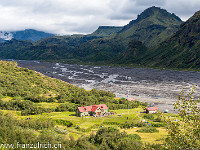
(1, 107, 169, 143)
(123, 127, 168, 144)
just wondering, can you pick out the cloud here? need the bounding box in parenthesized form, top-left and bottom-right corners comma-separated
(135, 0, 166, 6)
(0, 0, 199, 34)
(164, 0, 200, 21)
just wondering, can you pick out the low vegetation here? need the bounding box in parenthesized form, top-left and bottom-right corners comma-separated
(0, 60, 199, 149)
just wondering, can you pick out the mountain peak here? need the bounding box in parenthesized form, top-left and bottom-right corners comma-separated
(119, 6, 183, 47)
(135, 6, 182, 24)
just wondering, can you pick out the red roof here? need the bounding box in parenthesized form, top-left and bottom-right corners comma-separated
(98, 104, 108, 109)
(78, 106, 92, 112)
(78, 104, 108, 112)
(146, 107, 158, 111)
(127, 98, 135, 101)
(91, 106, 99, 112)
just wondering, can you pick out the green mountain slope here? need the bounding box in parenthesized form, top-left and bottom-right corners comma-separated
(0, 61, 116, 104)
(0, 35, 99, 60)
(73, 6, 182, 63)
(140, 10, 200, 69)
(88, 26, 123, 37)
(118, 6, 182, 47)
(0, 39, 33, 59)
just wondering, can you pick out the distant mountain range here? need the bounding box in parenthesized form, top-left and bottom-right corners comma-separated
(0, 29, 55, 42)
(0, 6, 200, 70)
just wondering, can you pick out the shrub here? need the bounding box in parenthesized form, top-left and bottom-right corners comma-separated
(103, 122, 120, 125)
(153, 117, 162, 122)
(136, 121, 147, 127)
(143, 114, 154, 120)
(136, 127, 159, 133)
(53, 119, 73, 127)
(128, 134, 141, 140)
(120, 122, 135, 129)
(151, 122, 167, 127)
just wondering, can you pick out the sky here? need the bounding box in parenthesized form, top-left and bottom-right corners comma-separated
(0, 0, 199, 35)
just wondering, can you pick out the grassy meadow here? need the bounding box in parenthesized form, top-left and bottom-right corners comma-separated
(1, 102, 174, 145)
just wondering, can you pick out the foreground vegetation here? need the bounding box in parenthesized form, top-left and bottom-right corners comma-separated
(0, 60, 199, 149)
(0, 107, 169, 150)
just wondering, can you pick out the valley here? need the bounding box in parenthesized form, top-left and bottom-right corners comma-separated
(13, 59, 200, 113)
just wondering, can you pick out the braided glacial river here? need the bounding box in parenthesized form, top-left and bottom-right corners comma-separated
(8, 60, 200, 113)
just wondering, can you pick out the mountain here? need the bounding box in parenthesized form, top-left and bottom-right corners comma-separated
(88, 26, 123, 37)
(118, 6, 182, 47)
(13, 29, 55, 41)
(116, 40, 148, 64)
(73, 6, 183, 62)
(0, 29, 55, 42)
(0, 7, 185, 66)
(0, 34, 101, 60)
(139, 10, 200, 69)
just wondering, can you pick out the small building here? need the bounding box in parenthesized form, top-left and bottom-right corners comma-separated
(146, 107, 158, 114)
(77, 104, 108, 117)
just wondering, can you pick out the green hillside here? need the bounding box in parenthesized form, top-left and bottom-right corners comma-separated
(0, 39, 33, 59)
(140, 10, 200, 69)
(72, 6, 183, 63)
(0, 35, 99, 60)
(118, 6, 182, 47)
(88, 26, 123, 37)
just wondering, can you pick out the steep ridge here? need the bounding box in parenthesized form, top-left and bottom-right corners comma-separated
(141, 10, 200, 69)
(118, 6, 182, 47)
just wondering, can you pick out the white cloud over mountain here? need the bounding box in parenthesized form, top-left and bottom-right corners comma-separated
(0, 0, 199, 34)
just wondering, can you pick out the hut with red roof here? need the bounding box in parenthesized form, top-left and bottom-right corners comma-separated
(145, 107, 158, 114)
(77, 104, 108, 117)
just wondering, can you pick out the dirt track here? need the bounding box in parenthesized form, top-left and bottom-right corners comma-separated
(14, 60, 200, 113)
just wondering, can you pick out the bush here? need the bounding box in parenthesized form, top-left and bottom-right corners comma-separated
(103, 121, 120, 125)
(144, 143, 164, 150)
(120, 122, 135, 129)
(128, 134, 141, 140)
(55, 102, 77, 112)
(136, 127, 159, 133)
(143, 114, 154, 120)
(153, 117, 162, 122)
(136, 121, 147, 127)
(53, 119, 73, 127)
(151, 122, 167, 127)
